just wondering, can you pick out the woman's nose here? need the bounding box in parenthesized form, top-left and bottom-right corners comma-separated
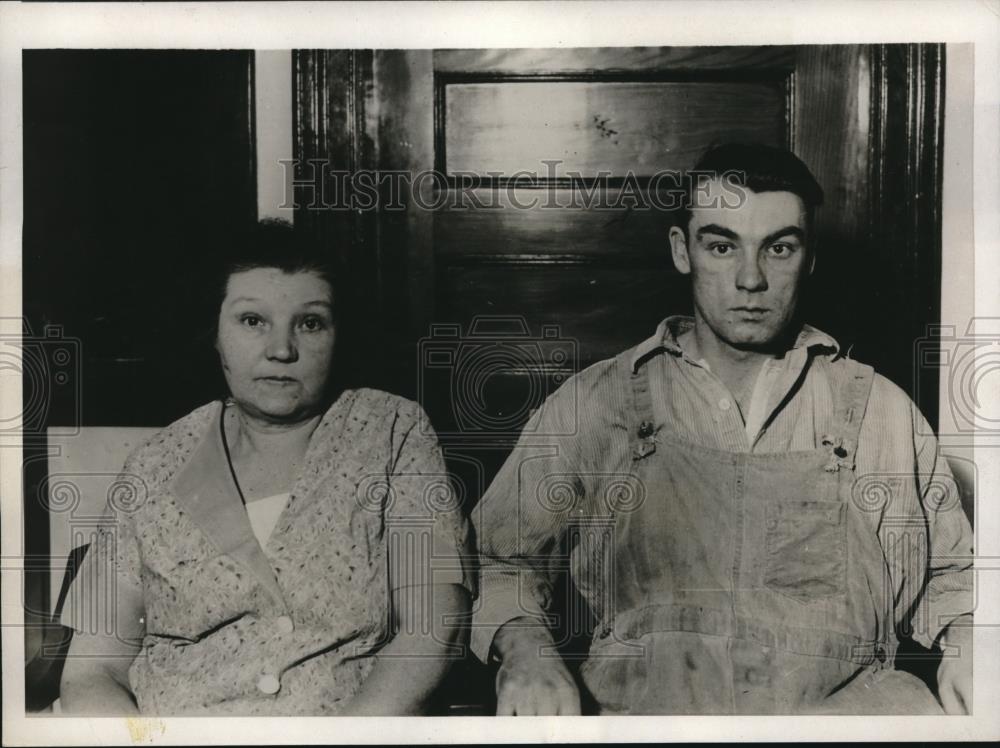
(265, 328, 298, 361)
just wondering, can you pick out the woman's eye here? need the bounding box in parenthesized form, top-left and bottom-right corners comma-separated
(299, 316, 326, 332)
(240, 314, 265, 329)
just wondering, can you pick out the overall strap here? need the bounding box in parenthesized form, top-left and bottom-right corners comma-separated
(818, 356, 875, 473)
(620, 348, 661, 461)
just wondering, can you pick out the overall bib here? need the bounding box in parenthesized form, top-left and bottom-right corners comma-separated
(578, 353, 942, 714)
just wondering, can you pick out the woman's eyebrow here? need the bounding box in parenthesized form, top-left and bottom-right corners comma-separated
(301, 300, 333, 309)
(695, 223, 739, 240)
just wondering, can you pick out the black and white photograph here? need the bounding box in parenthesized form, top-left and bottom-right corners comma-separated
(2, 1, 998, 743)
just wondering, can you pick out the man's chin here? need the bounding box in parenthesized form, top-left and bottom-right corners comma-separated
(722, 325, 784, 351)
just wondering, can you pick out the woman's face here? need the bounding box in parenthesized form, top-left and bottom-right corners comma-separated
(216, 268, 336, 423)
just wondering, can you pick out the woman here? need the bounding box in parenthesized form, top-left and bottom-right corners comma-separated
(59, 220, 475, 715)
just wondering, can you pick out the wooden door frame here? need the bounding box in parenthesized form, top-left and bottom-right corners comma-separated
(869, 43, 945, 426)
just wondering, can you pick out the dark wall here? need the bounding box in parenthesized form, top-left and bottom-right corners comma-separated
(22, 50, 256, 429)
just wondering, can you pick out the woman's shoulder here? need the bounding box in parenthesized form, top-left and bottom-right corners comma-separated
(334, 387, 427, 422)
(121, 401, 220, 481)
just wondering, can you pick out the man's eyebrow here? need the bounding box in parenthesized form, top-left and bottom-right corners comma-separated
(760, 226, 806, 246)
(695, 224, 739, 240)
(226, 297, 333, 308)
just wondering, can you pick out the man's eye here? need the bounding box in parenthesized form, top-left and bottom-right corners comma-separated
(240, 314, 265, 329)
(709, 242, 735, 256)
(769, 243, 796, 257)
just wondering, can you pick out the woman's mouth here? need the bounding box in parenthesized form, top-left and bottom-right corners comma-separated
(258, 376, 298, 385)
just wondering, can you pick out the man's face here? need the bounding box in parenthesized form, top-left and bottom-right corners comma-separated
(669, 179, 814, 350)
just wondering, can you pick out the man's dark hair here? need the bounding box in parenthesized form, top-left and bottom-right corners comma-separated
(675, 143, 825, 235)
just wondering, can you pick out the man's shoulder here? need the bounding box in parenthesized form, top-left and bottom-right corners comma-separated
(823, 355, 922, 433)
(536, 346, 648, 439)
(549, 349, 631, 406)
(868, 369, 925, 437)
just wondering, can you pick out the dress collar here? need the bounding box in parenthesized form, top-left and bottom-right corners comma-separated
(170, 400, 288, 609)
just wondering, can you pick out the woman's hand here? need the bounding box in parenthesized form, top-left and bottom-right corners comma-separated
(492, 619, 581, 716)
(59, 583, 143, 715)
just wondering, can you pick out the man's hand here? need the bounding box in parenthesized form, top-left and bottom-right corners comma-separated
(937, 617, 972, 715)
(492, 619, 581, 715)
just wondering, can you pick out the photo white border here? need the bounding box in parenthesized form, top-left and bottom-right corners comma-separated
(2, 1, 998, 744)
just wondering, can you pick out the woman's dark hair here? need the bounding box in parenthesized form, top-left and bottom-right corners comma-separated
(211, 218, 342, 324)
(675, 143, 825, 236)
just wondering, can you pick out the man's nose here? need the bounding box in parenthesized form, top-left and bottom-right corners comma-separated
(735, 252, 768, 292)
(265, 327, 298, 362)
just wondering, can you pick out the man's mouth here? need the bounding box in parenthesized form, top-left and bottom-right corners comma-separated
(732, 306, 769, 314)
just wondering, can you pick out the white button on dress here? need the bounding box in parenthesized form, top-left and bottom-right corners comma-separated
(718, 398, 732, 411)
(276, 615, 294, 634)
(257, 673, 280, 695)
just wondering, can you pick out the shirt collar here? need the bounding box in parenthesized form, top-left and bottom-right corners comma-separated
(629, 315, 841, 373)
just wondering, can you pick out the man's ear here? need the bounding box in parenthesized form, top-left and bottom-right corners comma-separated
(669, 226, 691, 275)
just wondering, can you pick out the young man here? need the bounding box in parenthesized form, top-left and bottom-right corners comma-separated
(471, 144, 974, 715)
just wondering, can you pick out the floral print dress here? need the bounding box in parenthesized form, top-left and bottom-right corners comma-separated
(63, 388, 475, 715)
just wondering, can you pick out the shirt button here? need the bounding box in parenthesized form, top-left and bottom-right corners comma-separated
(718, 398, 732, 411)
(257, 673, 280, 694)
(275, 615, 294, 634)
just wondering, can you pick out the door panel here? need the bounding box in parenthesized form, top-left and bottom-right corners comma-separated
(442, 79, 787, 177)
(435, 188, 670, 259)
(440, 265, 682, 364)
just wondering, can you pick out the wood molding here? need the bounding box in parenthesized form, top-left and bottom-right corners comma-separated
(434, 46, 797, 75)
(292, 50, 385, 387)
(867, 43, 945, 424)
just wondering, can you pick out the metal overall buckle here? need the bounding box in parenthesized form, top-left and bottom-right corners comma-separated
(633, 420, 657, 460)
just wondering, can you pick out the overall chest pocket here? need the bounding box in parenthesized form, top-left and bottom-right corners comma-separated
(764, 501, 847, 603)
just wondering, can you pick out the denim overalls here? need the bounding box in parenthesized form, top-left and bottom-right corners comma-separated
(578, 351, 942, 714)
